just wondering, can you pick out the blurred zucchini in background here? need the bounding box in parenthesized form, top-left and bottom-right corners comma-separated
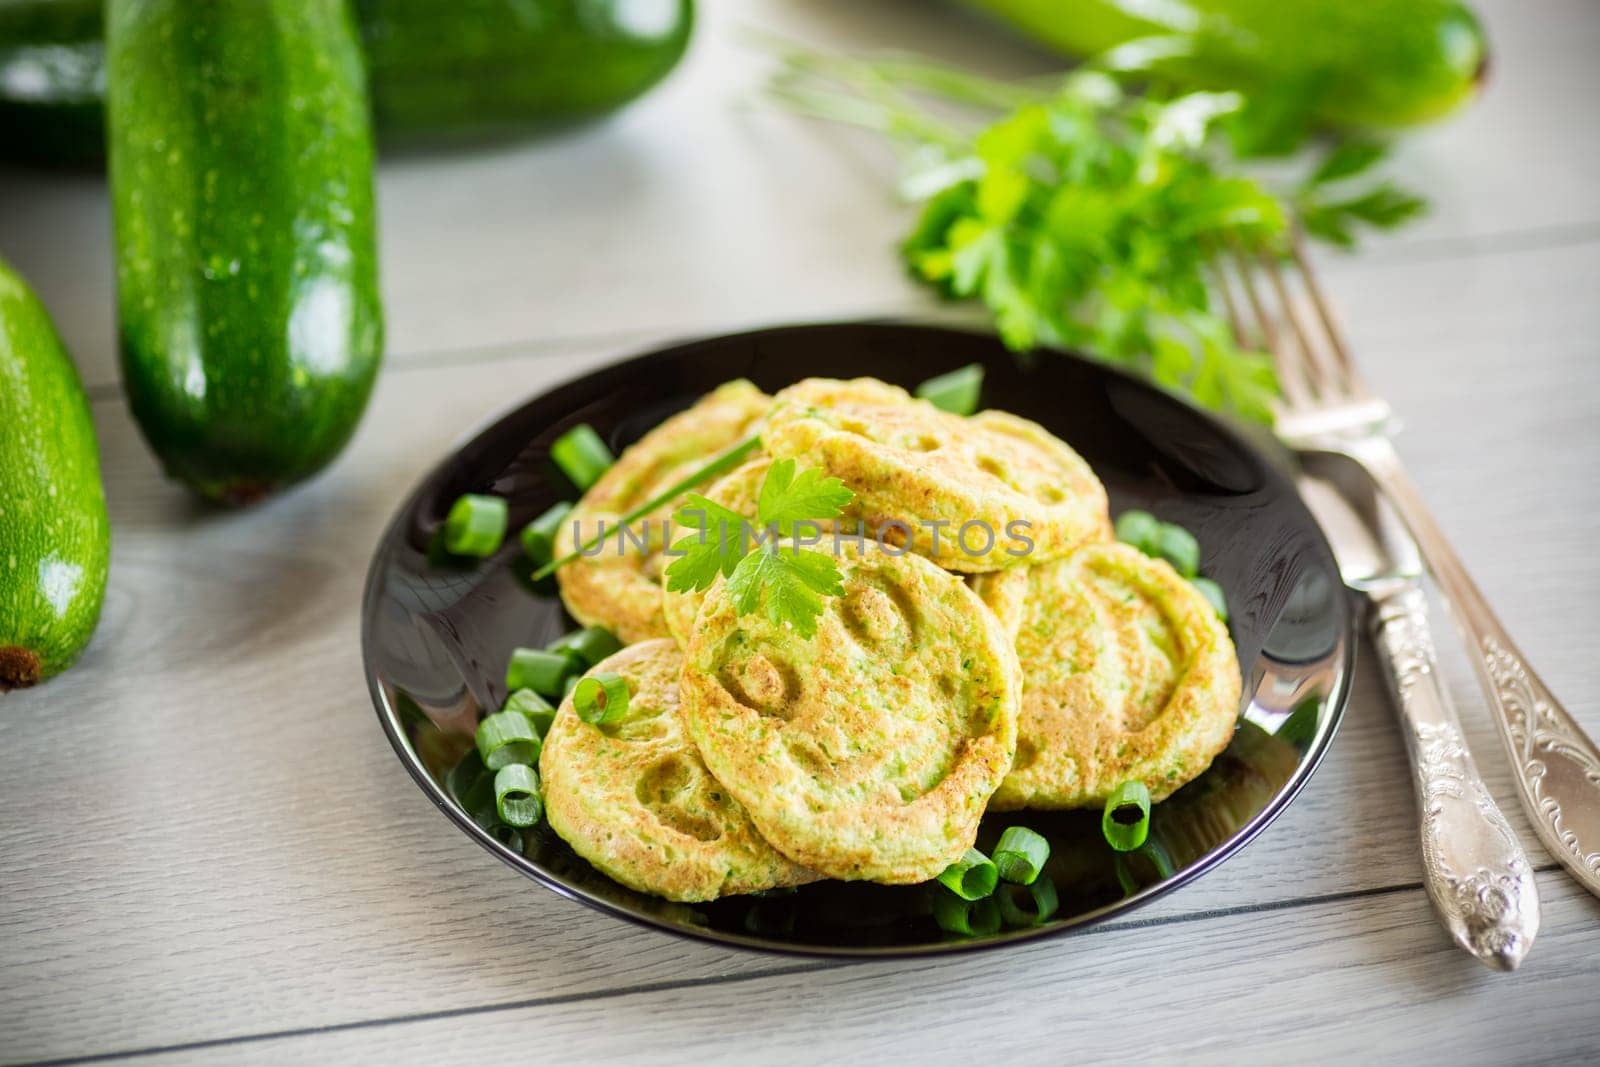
(0, 0, 103, 167)
(0, 0, 694, 168)
(108, 0, 383, 504)
(359, 0, 693, 145)
(958, 0, 1489, 128)
(0, 254, 109, 691)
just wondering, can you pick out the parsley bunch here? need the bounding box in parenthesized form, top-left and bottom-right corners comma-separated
(767, 46, 1425, 423)
(665, 458, 855, 637)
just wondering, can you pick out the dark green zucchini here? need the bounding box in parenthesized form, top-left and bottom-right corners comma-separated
(1, 0, 694, 167)
(0, 254, 110, 690)
(108, 0, 383, 504)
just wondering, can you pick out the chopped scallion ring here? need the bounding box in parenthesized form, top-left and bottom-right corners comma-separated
(506, 647, 578, 697)
(520, 501, 573, 564)
(935, 847, 998, 901)
(915, 363, 984, 416)
(573, 671, 630, 725)
(932, 887, 1002, 936)
(548, 626, 622, 668)
(1153, 522, 1200, 578)
(493, 763, 543, 827)
(476, 710, 542, 770)
(504, 688, 556, 738)
(1191, 576, 1228, 622)
(446, 749, 491, 810)
(443, 493, 508, 557)
(1102, 780, 1152, 852)
(486, 823, 524, 853)
(550, 424, 615, 491)
(562, 673, 581, 699)
(998, 874, 1059, 927)
(993, 826, 1050, 885)
(1113, 509, 1160, 554)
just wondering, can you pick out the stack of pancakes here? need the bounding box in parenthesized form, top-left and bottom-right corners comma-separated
(541, 378, 1240, 901)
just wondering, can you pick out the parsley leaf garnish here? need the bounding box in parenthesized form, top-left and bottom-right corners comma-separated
(757, 459, 855, 536)
(665, 493, 749, 592)
(765, 45, 1427, 424)
(664, 458, 854, 637)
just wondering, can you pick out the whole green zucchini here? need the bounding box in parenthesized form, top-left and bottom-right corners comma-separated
(0, 0, 694, 167)
(0, 254, 110, 690)
(108, 0, 383, 504)
(960, 0, 1489, 128)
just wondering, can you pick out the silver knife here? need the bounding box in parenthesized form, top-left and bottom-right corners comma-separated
(1299, 450, 1539, 970)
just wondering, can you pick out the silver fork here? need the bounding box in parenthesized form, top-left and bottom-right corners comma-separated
(1215, 231, 1600, 903)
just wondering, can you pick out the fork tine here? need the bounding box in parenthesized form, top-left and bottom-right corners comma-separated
(1287, 230, 1371, 400)
(1219, 236, 1315, 409)
(1256, 244, 1348, 401)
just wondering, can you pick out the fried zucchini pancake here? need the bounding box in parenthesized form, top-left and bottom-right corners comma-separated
(680, 543, 1020, 884)
(990, 542, 1242, 810)
(761, 378, 1110, 573)
(968, 566, 1030, 642)
(554, 381, 768, 643)
(540, 640, 816, 901)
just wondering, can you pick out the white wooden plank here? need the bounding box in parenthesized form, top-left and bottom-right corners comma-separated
(125, 876, 1600, 1066)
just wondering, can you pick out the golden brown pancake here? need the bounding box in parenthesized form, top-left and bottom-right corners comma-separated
(540, 640, 817, 901)
(989, 542, 1242, 810)
(680, 543, 1020, 883)
(554, 381, 768, 643)
(761, 378, 1110, 572)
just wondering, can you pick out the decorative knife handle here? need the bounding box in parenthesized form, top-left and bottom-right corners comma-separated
(1371, 586, 1539, 971)
(1357, 440, 1600, 900)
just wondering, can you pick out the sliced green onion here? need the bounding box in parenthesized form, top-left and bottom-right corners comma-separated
(1113, 509, 1160, 553)
(493, 763, 543, 827)
(486, 822, 525, 853)
(993, 826, 1050, 885)
(742, 903, 798, 936)
(1153, 522, 1200, 578)
(520, 501, 573, 564)
(446, 749, 491, 809)
(936, 847, 998, 901)
(1191, 576, 1229, 621)
(1278, 697, 1320, 748)
(998, 874, 1059, 927)
(504, 688, 556, 738)
(547, 626, 622, 668)
(932, 887, 1002, 936)
(563, 673, 581, 699)
(505, 646, 578, 697)
(573, 671, 630, 725)
(476, 710, 542, 770)
(443, 493, 508, 557)
(915, 363, 984, 416)
(1102, 780, 1152, 852)
(550, 424, 614, 491)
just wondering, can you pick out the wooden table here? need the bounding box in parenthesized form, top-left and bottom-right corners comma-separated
(3, 2, 1597, 1062)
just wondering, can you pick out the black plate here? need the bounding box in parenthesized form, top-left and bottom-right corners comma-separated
(362, 322, 1354, 957)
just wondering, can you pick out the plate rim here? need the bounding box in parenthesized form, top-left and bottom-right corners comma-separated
(360, 319, 1357, 958)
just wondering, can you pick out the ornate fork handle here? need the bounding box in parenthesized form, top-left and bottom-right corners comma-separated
(1352, 436, 1600, 899)
(1371, 586, 1539, 970)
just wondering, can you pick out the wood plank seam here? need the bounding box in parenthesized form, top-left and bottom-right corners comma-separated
(15, 871, 1561, 1067)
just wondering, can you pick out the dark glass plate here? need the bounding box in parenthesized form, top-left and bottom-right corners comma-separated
(362, 322, 1354, 957)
